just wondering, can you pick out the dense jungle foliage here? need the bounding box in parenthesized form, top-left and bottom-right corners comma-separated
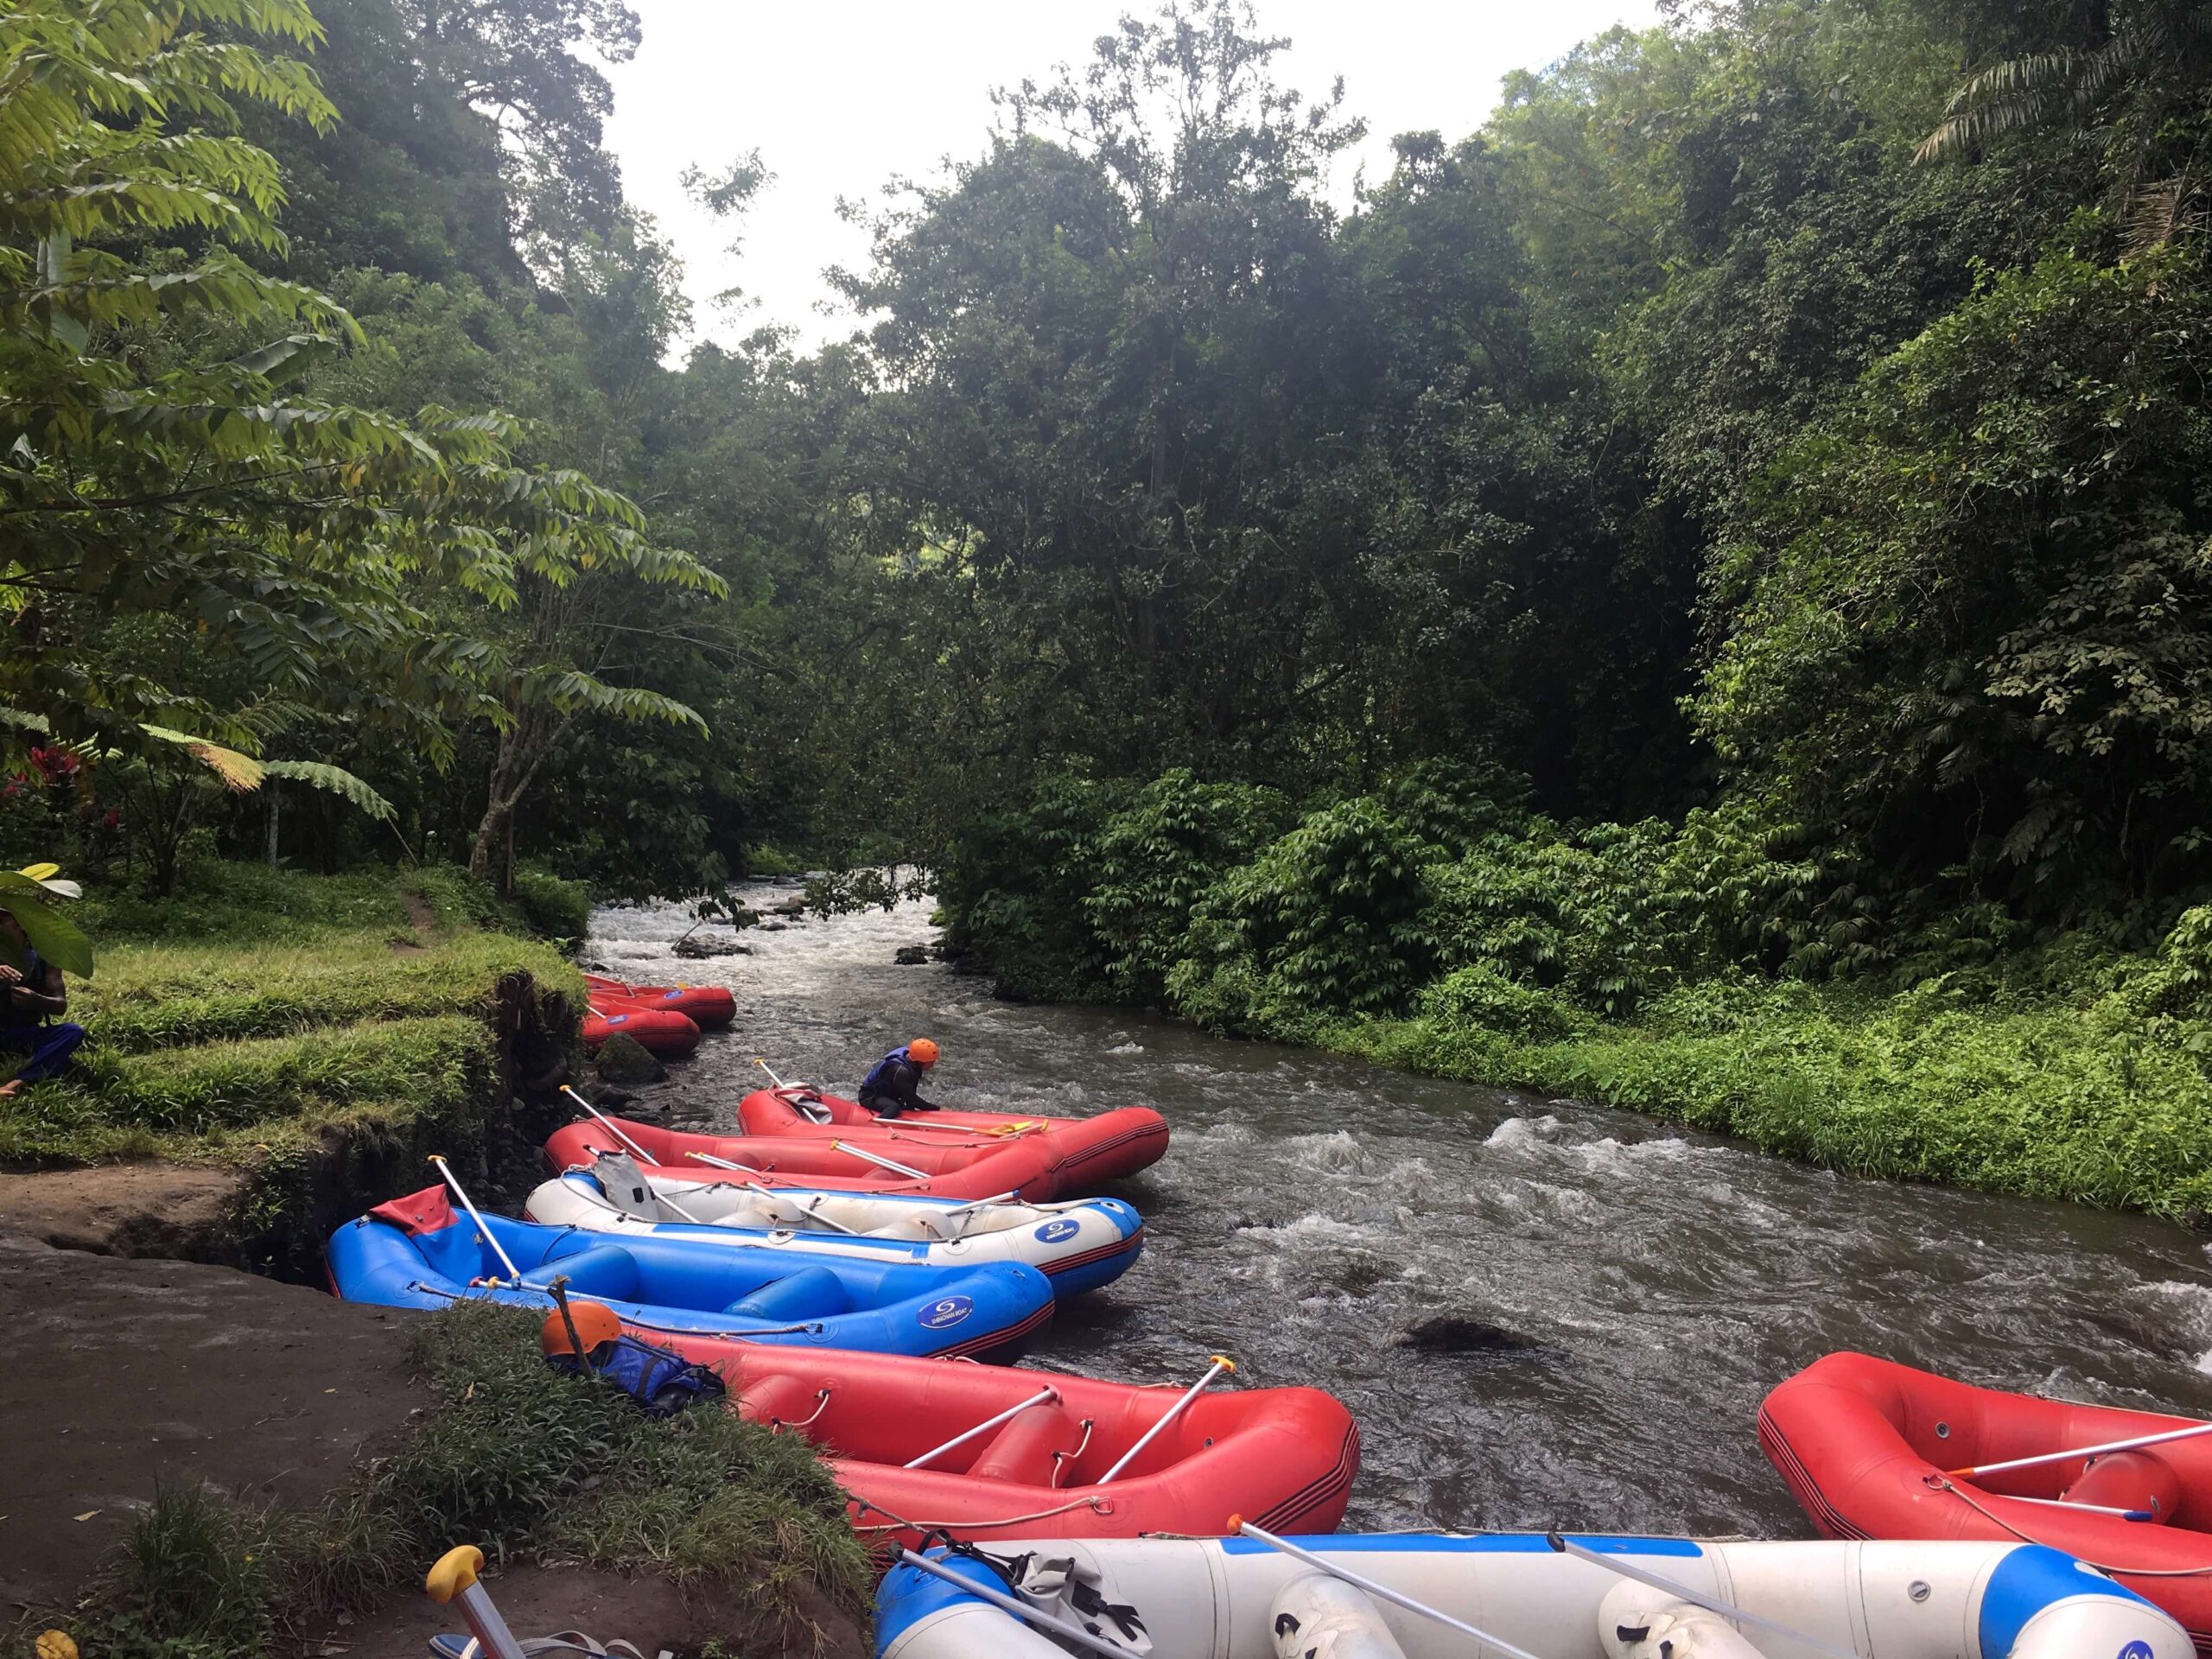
(8, 0, 2212, 1204)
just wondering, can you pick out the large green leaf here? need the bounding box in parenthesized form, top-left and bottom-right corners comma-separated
(262, 760, 397, 823)
(0, 878, 94, 978)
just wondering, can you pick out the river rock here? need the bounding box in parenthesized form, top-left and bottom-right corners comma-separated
(1395, 1315, 1558, 1359)
(893, 945, 930, 965)
(594, 1033, 666, 1086)
(673, 935, 751, 960)
(771, 895, 807, 918)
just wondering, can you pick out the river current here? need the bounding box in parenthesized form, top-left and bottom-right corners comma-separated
(588, 882, 2212, 1538)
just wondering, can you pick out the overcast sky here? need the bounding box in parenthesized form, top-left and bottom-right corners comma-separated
(603, 0, 1663, 354)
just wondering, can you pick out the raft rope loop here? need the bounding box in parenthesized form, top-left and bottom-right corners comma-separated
(1545, 1532, 1859, 1659)
(1923, 1475, 2212, 1575)
(832, 1140, 929, 1179)
(1232, 1518, 1549, 1659)
(1946, 1419, 2212, 1479)
(428, 1155, 523, 1285)
(783, 1189, 864, 1236)
(892, 1548, 1132, 1658)
(766, 1389, 833, 1434)
(904, 1385, 1061, 1470)
(685, 1150, 769, 1176)
(1098, 1355, 1236, 1485)
(561, 1087, 663, 1166)
(1050, 1419, 1096, 1489)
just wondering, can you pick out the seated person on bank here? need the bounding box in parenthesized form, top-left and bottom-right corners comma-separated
(857, 1038, 941, 1116)
(0, 907, 84, 1100)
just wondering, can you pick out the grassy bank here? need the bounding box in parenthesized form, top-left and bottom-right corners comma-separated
(41, 1303, 871, 1659)
(1313, 965, 2212, 1223)
(0, 861, 588, 1272)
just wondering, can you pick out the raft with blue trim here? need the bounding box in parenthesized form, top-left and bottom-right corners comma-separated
(326, 1185, 1054, 1357)
(524, 1152, 1144, 1299)
(1764, 1351, 2212, 1656)
(875, 1534, 2188, 1658)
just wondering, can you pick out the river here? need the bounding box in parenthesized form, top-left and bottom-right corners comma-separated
(588, 881, 2212, 1539)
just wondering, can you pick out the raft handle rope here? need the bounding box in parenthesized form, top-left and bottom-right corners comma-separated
(832, 1140, 930, 1179)
(399, 1282, 826, 1338)
(1923, 1474, 2212, 1575)
(1947, 1419, 2212, 1479)
(892, 1547, 1132, 1659)
(1098, 1356, 1235, 1485)
(561, 1087, 663, 1167)
(1231, 1517, 1550, 1659)
(766, 1389, 833, 1433)
(905, 1386, 1061, 1470)
(429, 1155, 523, 1285)
(1545, 1531, 1859, 1659)
(1050, 1419, 1096, 1490)
(850, 1493, 1110, 1535)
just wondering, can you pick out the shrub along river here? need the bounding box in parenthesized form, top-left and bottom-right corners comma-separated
(589, 881, 2212, 1537)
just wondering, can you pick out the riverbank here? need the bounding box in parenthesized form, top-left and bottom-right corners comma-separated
(0, 1237, 870, 1658)
(0, 862, 586, 1274)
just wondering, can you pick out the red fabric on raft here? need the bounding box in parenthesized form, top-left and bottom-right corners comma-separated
(735, 1088, 1170, 1186)
(367, 1184, 456, 1236)
(583, 972, 736, 1029)
(662, 1334, 1360, 1548)
(1759, 1351, 2212, 1653)
(581, 1006, 701, 1058)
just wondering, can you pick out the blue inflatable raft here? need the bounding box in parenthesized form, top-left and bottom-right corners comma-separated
(327, 1185, 1056, 1358)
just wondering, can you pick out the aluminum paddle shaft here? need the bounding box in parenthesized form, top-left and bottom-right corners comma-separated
(1098, 1355, 1235, 1484)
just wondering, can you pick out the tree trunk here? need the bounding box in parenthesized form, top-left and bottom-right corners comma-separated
(469, 797, 513, 888)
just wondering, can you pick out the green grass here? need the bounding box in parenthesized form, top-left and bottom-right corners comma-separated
(1320, 972, 2212, 1221)
(46, 1306, 871, 1659)
(1, 861, 587, 1271)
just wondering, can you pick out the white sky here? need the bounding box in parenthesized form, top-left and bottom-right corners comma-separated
(605, 0, 1664, 354)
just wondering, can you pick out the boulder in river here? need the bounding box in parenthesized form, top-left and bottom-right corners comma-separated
(893, 945, 929, 965)
(673, 935, 751, 960)
(594, 1033, 666, 1085)
(1395, 1315, 1560, 1360)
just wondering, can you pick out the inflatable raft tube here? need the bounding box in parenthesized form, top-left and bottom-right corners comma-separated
(1762, 1350, 2212, 1654)
(326, 1185, 1054, 1358)
(740, 1087, 1169, 1188)
(583, 971, 736, 1028)
(581, 1004, 699, 1058)
(653, 1335, 1359, 1548)
(524, 1154, 1144, 1299)
(543, 1113, 1073, 1202)
(875, 1534, 2189, 1658)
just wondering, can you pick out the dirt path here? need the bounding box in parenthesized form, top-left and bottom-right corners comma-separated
(0, 1228, 426, 1616)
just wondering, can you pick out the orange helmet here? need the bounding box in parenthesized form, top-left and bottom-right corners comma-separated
(907, 1038, 940, 1066)
(541, 1298, 623, 1358)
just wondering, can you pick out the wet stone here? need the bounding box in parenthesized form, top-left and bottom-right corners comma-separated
(893, 946, 930, 965)
(594, 1033, 667, 1085)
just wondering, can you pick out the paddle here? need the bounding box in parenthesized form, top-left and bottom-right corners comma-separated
(560, 1085, 663, 1166)
(427, 1154, 523, 1286)
(893, 1549, 1131, 1659)
(832, 1139, 929, 1179)
(903, 1385, 1061, 1470)
(1098, 1355, 1235, 1484)
(1229, 1519, 1549, 1659)
(1946, 1419, 2212, 1480)
(1545, 1533, 1859, 1659)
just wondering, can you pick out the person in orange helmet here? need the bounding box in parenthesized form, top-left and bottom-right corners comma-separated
(858, 1038, 941, 1117)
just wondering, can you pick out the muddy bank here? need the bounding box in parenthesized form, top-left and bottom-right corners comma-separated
(0, 1229, 424, 1615)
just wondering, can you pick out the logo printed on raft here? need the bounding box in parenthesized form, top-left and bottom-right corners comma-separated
(2118, 1644, 2153, 1659)
(918, 1294, 974, 1330)
(1033, 1218, 1082, 1244)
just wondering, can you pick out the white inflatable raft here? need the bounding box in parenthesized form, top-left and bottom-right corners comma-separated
(874, 1534, 2189, 1659)
(524, 1153, 1143, 1298)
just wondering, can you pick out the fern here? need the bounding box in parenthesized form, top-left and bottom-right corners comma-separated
(261, 760, 397, 823)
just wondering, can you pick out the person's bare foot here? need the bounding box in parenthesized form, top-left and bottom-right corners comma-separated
(0, 1080, 23, 1099)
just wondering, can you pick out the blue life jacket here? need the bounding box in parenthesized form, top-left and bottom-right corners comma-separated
(861, 1046, 912, 1096)
(548, 1334, 727, 1418)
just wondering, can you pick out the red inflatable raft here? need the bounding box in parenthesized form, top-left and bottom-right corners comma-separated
(658, 1334, 1359, 1547)
(544, 1113, 1075, 1202)
(739, 1087, 1168, 1190)
(584, 971, 736, 1029)
(1761, 1351, 2212, 1651)
(581, 1005, 700, 1058)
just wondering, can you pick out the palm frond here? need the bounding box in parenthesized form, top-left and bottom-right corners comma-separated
(260, 760, 397, 823)
(138, 723, 265, 791)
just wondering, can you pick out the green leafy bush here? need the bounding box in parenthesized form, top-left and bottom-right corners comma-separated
(507, 868, 593, 942)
